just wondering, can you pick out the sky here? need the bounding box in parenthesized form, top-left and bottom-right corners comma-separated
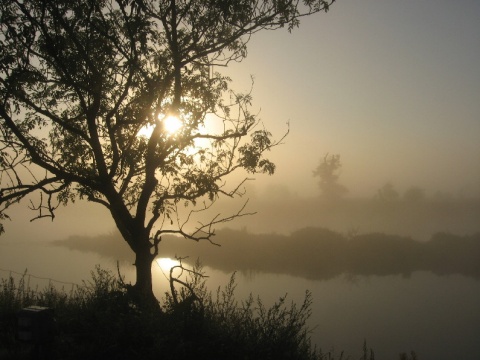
(2, 0, 480, 242)
(223, 0, 480, 198)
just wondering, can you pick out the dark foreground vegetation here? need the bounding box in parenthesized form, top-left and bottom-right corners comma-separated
(1, 265, 324, 360)
(0, 265, 419, 360)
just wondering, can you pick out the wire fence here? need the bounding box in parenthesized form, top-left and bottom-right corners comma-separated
(0, 267, 82, 298)
(1, 262, 183, 301)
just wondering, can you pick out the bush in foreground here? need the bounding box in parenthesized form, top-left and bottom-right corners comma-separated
(0, 264, 323, 360)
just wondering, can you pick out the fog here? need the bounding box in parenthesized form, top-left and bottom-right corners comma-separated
(42, 188, 480, 281)
(2, 0, 479, 247)
(52, 226, 480, 281)
(2, 186, 479, 244)
(2, 0, 480, 357)
(38, 204, 480, 360)
(216, 191, 480, 240)
(221, 0, 480, 202)
(2, 183, 480, 360)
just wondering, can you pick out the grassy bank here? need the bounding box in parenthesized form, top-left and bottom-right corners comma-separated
(1, 264, 326, 360)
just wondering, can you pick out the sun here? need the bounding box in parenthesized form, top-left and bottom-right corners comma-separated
(163, 115, 183, 135)
(156, 257, 180, 272)
(136, 115, 183, 138)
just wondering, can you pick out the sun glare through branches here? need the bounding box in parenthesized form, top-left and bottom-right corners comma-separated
(163, 115, 183, 135)
(137, 114, 183, 138)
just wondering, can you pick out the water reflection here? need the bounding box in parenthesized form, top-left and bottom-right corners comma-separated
(157, 228, 480, 281)
(51, 228, 480, 281)
(229, 270, 480, 360)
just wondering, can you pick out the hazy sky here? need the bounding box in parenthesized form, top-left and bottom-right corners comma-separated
(224, 0, 480, 198)
(2, 0, 480, 242)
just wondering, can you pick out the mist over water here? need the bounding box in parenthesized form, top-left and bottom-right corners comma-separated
(51, 225, 480, 281)
(2, 237, 480, 360)
(2, 194, 480, 359)
(35, 195, 478, 360)
(188, 194, 480, 240)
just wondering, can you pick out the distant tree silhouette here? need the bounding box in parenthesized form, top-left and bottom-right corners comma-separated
(376, 182, 400, 202)
(403, 186, 426, 202)
(313, 153, 348, 200)
(0, 0, 335, 307)
(432, 190, 453, 201)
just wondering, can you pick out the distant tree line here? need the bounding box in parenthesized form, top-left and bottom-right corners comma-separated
(313, 153, 466, 202)
(55, 227, 480, 281)
(376, 183, 426, 203)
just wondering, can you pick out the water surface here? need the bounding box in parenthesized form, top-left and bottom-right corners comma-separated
(1, 242, 479, 360)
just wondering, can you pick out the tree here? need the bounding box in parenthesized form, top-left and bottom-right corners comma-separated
(313, 153, 348, 200)
(403, 186, 425, 203)
(0, 0, 335, 307)
(376, 182, 400, 202)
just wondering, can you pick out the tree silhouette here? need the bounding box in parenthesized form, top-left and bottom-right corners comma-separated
(376, 182, 400, 202)
(0, 0, 335, 307)
(313, 153, 348, 200)
(403, 186, 426, 203)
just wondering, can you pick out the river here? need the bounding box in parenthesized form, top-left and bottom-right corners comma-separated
(1, 241, 479, 360)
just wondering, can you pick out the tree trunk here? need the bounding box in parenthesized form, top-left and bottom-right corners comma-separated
(133, 248, 159, 310)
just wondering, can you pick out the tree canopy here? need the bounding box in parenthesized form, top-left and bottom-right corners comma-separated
(313, 153, 347, 200)
(0, 0, 335, 305)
